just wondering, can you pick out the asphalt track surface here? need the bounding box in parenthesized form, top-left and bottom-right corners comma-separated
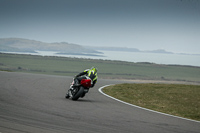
(0, 71, 199, 133)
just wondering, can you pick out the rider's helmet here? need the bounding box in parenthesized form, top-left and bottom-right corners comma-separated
(91, 67, 98, 73)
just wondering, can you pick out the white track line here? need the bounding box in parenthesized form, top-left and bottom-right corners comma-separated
(98, 84, 200, 123)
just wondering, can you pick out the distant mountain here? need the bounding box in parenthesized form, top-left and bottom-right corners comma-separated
(1, 38, 193, 56)
(144, 49, 174, 54)
(88, 46, 140, 52)
(88, 46, 174, 54)
(0, 38, 102, 54)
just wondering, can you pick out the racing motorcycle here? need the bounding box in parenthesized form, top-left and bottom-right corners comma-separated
(65, 78, 92, 101)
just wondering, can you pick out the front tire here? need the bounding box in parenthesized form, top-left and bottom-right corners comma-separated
(72, 87, 84, 101)
(65, 93, 70, 99)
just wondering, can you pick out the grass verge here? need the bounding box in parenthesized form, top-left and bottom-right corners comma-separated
(0, 53, 200, 83)
(103, 83, 200, 121)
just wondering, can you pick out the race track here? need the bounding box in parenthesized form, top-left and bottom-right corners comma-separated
(0, 71, 199, 133)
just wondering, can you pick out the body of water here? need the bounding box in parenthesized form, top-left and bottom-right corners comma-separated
(1, 50, 200, 67)
(97, 51, 200, 67)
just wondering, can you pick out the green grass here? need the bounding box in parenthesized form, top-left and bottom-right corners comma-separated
(0, 53, 200, 83)
(103, 83, 200, 121)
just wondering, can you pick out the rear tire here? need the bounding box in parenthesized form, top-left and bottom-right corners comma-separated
(72, 87, 84, 101)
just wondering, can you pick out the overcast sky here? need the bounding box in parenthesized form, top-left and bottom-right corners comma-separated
(0, 0, 200, 54)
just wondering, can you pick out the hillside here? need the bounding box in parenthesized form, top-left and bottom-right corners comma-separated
(0, 38, 102, 55)
(1, 38, 198, 56)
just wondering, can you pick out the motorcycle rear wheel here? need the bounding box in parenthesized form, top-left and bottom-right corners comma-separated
(72, 87, 84, 101)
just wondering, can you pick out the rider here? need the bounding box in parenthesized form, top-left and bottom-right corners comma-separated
(74, 67, 98, 87)
(66, 67, 98, 98)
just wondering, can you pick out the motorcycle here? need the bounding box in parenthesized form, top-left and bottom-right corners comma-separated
(65, 78, 92, 101)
